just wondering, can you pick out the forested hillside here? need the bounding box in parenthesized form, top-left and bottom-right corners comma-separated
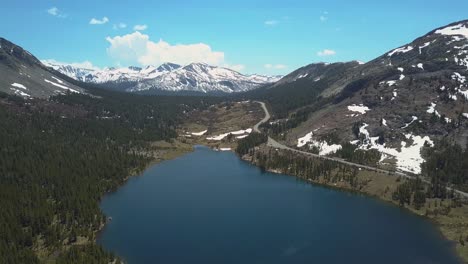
(0, 90, 222, 263)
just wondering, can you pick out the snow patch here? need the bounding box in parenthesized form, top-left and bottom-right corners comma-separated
(401, 116, 418, 129)
(418, 41, 432, 54)
(296, 131, 342, 155)
(206, 128, 252, 141)
(388, 46, 414, 56)
(382, 118, 388, 127)
(427, 103, 441, 117)
(459, 90, 468, 100)
(452, 72, 466, 83)
(190, 130, 207, 136)
(435, 23, 468, 39)
(219, 148, 231, 151)
(355, 123, 433, 174)
(51, 76, 64, 84)
(347, 104, 370, 115)
(11, 83, 27, 90)
(44, 79, 80, 93)
(10, 88, 30, 98)
(297, 132, 313, 148)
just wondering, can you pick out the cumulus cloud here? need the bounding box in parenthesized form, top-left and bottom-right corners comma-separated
(264, 64, 287, 69)
(317, 49, 336, 56)
(105, 31, 225, 66)
(41, 59, 100, 70)
(133, 24, 148, 31)
(264, 20, 279, 26)
(90, 17, 109, 25)
(47, 7, 67, 18)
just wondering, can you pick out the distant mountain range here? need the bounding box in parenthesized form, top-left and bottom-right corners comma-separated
(42, 60, 281, 94)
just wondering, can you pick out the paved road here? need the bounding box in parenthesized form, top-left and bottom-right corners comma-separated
(253, 101, 270, 133)
(253, 101, 468, 199)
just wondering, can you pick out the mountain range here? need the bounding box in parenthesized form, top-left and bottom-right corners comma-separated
(42, 60, 281, 94)
(1, 19, 468, 169)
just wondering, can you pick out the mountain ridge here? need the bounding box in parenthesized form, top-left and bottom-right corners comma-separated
(0, 38, 86, 98)
(250, 19, 468, 175)
(43, 60, 281, 94)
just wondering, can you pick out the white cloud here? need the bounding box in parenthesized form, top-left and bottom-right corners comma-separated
(47, 7, 58, 16)
(317, 49, 336, 56)
(264, 20, 279, 26)
(41, 59, 100, 70)
(47, 7, 67, 18)
(133, 24, 148, 31)
(113, 23, 127, 30)
(264, 64, 287, 69)
(90, 17, 109, 25)
(105, 31, 225, 66)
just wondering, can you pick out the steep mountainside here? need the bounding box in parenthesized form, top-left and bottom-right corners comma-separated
(0, 38, 85, 98)
(44, 61, 280, 94)
(244, 61, 363, 116)
(258, 20, 468, 175)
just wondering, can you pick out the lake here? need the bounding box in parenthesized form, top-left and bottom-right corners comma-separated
(98, 146, 459, 264)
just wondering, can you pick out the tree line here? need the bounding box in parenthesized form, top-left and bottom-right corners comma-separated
(0, 90, 221, 263)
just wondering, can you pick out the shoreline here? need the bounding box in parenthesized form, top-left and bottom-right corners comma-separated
(93, 141, 195, 260)
(240, 153, 467, 263)
(93, 141, 467, 263)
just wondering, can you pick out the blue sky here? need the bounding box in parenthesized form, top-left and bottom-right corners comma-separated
(1, 0, 467, 75)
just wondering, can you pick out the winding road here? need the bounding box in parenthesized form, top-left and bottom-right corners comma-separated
(254, 101, 468, 199)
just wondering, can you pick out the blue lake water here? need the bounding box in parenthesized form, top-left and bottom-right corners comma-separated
(98, 146, 459, 264)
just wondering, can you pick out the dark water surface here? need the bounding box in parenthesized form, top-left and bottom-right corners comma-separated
(98, 146, 459, 264)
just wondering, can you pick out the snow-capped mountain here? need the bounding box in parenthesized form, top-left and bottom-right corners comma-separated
(43, 61, 280, 94)
(132, 63, 281, 93)
(41, 60, 95, 82)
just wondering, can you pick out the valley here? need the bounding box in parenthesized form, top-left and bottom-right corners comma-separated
(1, 14, 468, 264)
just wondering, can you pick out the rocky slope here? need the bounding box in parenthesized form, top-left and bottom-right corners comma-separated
(260, 20, 468, 175)
(0, 38, 85, 98)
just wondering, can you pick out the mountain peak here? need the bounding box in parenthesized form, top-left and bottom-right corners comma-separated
(156, 62, 181, 72)
(0, 38, 42, 68)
